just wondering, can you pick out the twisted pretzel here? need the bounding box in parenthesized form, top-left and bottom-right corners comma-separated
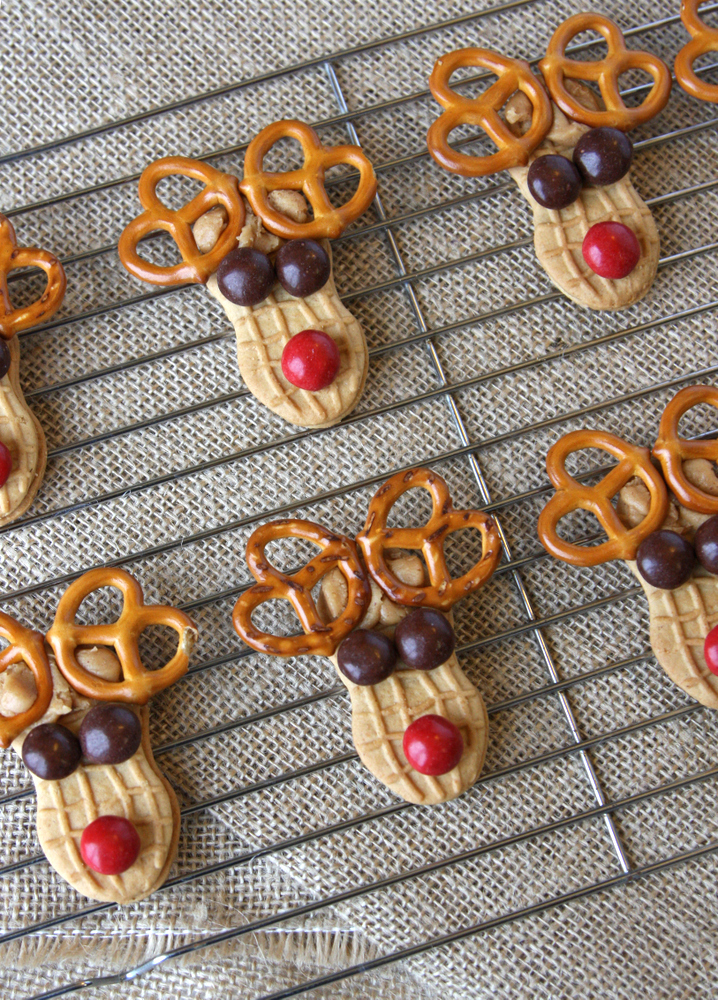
(0, 612, 53, 748)
(538, 430, 669, 566)
(239, 120, 377, 239)
(0, 215, 67, 340)
(539, 13, 672, 130)
(653, 385, 718, 513)
(46, 568, 198, 704)
(357, 468, 501, 610)
(233, 519, 370, 657)
(675, 0, 718, 104)
(118, 156, 245, 285)
(427, 49, 552, 176)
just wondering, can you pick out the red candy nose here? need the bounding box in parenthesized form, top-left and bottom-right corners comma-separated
(582, 221, 640, 279)
(0, 442, 11, 488)
(403, 714, 464, 776)
(281, 329, 340, 391)
(80, 815, 141, 875)
(704, 624, 718, 676)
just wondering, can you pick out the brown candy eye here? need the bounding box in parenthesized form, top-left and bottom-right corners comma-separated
(527, 154, 582, 210)
(22, 723, 82, 780)
(636, 530, 695, 590)
(573, 127, 633, 186)
(274, 239, 331, 298)
(217, 248, 275, 306)
(394, 609, 455, 671)
(694, 516, 718, 575)
(79, 704, 142, 764)
(337, 629, 397, 686)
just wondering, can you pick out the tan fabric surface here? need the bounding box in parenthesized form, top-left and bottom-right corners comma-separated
(2, 0, 718, 997)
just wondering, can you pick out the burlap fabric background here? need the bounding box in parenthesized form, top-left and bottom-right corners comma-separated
(2, 0, 718, 996)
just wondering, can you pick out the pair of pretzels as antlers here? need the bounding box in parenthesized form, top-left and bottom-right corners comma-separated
(538, 385, 718, 567)
(427, 12, 672, 178)
(233, 467, 501, 658)
(0, 567, 198, 747)
(118, 120, 377, 287)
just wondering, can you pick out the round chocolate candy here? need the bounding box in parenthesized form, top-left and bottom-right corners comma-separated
(337, 629, 397, 686)
(394, 609, 456, 671)
(694, 515, 718, 575)
(573, 127, 633, 186)
(216, 248, 275, 306)
(636, 530, 695, 590)
(274, 239, 331, 298)
(22, 723, 81, 780)
(79, 704, 142, 765)
(527, 154, 582, 210)
(0, 339, 11, 381)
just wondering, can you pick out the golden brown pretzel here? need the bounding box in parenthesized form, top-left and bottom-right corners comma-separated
(117, 156, 245, 285)
(653, 385, 718, 513)
(427, 48, 552, 176)
(538, 430, 669, 566)
(0, 215, 67, 340)
(675, 0, 718, 104)
(232, 519, 371, 657)
(239, 120, 377, 239)
(46, 568, 198, 704)
(356, 468, 501, 610)
(0, 612, 53, 748)
(539, 13, 672, 130)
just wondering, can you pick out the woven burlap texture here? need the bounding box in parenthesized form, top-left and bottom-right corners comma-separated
(2, 0, 718, 997)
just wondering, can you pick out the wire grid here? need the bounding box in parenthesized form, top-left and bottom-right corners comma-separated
(2, 0, 718, 997)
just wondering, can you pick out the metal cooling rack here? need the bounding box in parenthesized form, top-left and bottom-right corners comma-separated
(3, 1, 718, 997)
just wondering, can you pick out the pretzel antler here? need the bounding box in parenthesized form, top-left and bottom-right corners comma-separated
(232, 519, 371, 657)
(427, 48, 552, 176)
(0, 215, 67, 340)
(675, 0, 718, 104)
(538, 429, 669, 566)
(118, 156, 245, 285)
(357, 468, 501, 610)
(653, 385, 718, 513)
(239, 120, 377, 239)
(539, 13, 672, 130)
(0, 612, 53, 748)
(46, 568, 198, 703)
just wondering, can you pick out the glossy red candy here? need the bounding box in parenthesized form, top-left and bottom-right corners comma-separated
(80, 815, 141, 875)
(704, 624, 718, 676)
(402, 714, 463, 776)
(281, 329, 340, 391)
(582, 221, 640, 279)
(0, 442, 11, 488)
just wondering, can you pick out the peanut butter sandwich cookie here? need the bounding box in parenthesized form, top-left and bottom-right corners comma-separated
(118, 121, 376, 427)
(0, 214, 67, 523)
(0, 568, 198, 903)
(427, 13, 671, 310)
(538, 386, 718, 710)
(233, 468, 500, 805)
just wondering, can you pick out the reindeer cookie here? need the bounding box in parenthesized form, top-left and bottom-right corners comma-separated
(118, 121, 376, 428)
(538, 386, 718, 710)
(0, 215, 66, 524)
(233, 468, 500, 805)
(426, 13, 671, 310)
(0, 568, 197, 903)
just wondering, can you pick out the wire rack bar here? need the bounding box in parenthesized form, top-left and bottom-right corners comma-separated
(6, 698, 710, 962)
(3, 2, 707, 213)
